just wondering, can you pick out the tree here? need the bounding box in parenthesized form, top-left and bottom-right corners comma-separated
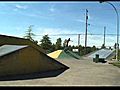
(51, 43, 56, 52)
(91, 45, 96, 51)
(86, 47, 92, 54)
(55, 38, 62, 50)
(72, 45, 75, 49)
(63, 39, 67, 48)
(68, 45, 72, 51)
(33, 40, 38, 44)
(24, 25, 35, 41)
(40, 35, 52, 51)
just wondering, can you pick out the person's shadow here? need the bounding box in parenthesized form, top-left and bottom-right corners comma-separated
(0, 68, 69, 81)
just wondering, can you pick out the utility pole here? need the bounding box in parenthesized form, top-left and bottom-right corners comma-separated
(99, 1, 119, 61)
(85, 9, 88, 54)
(104, 26, 106, 46)
(78, 34, 80, 46)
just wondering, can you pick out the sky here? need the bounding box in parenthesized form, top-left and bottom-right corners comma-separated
(0, 1, 120, 48)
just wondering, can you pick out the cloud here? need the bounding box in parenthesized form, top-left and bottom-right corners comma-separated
(49, 7, 55, 12)
(78, 13, 92, 22)
(35, 27, 82, 35)
(75, 19, 85, 23)
(15, 4, 28, 9)
(49, 5, 55, 12)
(86, 35, 116, 47)
(13, 4, 28, 12)
(13, 8, 18, 11)
(75, 15, 85, 23)
(88, 13, 91, 20)
(34, 27, 83, 45)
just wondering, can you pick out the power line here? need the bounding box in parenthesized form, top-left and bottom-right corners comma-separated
(34, 33, 119, 36)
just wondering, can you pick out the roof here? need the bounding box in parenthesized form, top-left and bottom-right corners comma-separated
(88, 49, 114, 59)
(0, 45, 28, 57)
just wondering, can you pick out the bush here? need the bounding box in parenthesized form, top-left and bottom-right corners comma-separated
(112, 61, 120, 68)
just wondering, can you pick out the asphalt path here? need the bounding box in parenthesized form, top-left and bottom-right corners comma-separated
(0, 58, 120, 86)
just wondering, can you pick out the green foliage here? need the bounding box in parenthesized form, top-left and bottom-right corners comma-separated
(86, 47, 92, 54)
(40, 35, 52, 51)
(112, 61, 120, 68)
(23, 28, 98, 55)
(33, 40, 38, 45)
(24, 25, 35, 42)
(68, 45, 72, 51)
(92, 45, 97, 51)
(112, 50, 120, 60)
(63, 39, 67, 48)
(55, 38, 62, 50)
(51, 44, 56, 52)
(70, 45, 98, 56)
(23, 25, 38, 45)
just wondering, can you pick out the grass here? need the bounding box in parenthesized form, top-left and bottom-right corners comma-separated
(109, 50, 120, 68)
(112, 61, 120, 68)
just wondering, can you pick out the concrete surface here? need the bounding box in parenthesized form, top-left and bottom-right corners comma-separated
(0, 58, 120, 86)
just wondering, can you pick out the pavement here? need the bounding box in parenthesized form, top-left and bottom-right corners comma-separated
(0, 58, 120, 86)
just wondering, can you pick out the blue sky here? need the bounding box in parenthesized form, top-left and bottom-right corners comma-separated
(0, 1, 120, 47)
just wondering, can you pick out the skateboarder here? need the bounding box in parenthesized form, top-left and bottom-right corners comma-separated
(64, 38, 72, 52)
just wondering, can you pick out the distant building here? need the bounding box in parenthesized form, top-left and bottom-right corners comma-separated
(72, 49, 79, 52)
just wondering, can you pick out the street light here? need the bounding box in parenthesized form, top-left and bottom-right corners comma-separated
(99, 1, 119, 61)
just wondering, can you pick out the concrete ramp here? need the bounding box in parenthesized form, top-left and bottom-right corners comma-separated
(88, 49, 115, 59)
(0, 45, 69, 77)
(66, 50, 80, 59)
(47, 50, 63, 59)
(47, 50, 80, 59)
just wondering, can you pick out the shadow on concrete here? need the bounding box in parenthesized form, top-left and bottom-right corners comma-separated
(0, 68, 69, 81)
(102, 61, 107, 63)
